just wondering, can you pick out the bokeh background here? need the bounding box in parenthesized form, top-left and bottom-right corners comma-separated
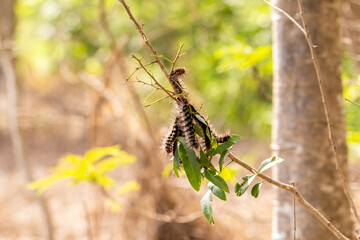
(1, 0, 360, 239)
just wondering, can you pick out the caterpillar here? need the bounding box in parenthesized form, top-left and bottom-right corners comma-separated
(178, 103, 199, 149)
(165, 68, 231, 154)
(170, 68, 186, 96)
(165, 117, 180, 154)
(214, 133, 231, 143)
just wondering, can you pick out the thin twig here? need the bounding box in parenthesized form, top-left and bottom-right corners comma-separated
(228, 153, 349, 240)
(261, 0, 306, 35)
(132, 79, 166, 91)
(118, 0, 169, 77)
(132, 55, 178, 102)
(144, 95, 170, 107)
(297, 0, 360, 227)
(345, 98, 360, 108)
(170, 43, 185, 74)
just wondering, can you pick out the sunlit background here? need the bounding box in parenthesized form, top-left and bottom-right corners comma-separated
(1, 0, 360, 239)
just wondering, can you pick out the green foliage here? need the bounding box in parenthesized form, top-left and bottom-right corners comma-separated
(28, 145, 137, 194)
(235, 174, 256, 197)
(206, 134, 241, 156)
(251, 181, 263, 198)
(235, 156, 284, 198)
(178, 138, 202, 191)
(258, 156, 285, 173)
(204, 169, 229, 193)
(208, 182, 226, 201)
(200, 190, 214, 225)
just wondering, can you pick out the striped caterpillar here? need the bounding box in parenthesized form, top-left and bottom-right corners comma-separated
(164, 68, 231, 154)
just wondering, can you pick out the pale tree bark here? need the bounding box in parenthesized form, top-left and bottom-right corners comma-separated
(271, 0, 355, 239)
(0, 0, 54, 239)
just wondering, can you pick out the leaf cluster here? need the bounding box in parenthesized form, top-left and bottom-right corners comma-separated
(172, 130, 284, 224)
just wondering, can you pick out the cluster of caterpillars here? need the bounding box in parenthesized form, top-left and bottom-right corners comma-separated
(164, 68, 230, 155)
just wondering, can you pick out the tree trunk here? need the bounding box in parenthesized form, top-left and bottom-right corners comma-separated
(0, 1, 54, 239)
(271, 0, 355, 239)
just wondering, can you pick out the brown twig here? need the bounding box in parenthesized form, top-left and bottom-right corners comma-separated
(118, 0, 169, 77)
(170, 43, 185, 74)
(132, 79, 167, 91)
(144, 95, 170, 108)
(132, 55, 178, 102)
(297, 0, 360, 228)
(345, 98, 360, 108)
(228, 153, 349, 240)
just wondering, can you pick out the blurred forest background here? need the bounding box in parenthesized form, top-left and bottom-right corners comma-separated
(1, 0, 360, 239)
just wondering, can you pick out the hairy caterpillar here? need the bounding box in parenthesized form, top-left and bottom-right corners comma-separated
(165, 117, 180, 154)
(164, 68, 231, 154)
(178, 103, 199, 149)
(214, 133, 231, 143)
(170, 68, 186, 96)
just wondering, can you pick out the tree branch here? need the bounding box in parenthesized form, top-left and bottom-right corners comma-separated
(228, 153, 349, 240)
(118, 0, 169, 77)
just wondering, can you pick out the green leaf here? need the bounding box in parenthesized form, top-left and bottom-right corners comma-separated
(201, 190, 215, 225)
(235, 174, 256, 197)
(205, 127, 217, 149)
(204, 169, 230, 193)
(199, 149, 216, 171)
(207, 134, 241, 156)
(194, 114, 208, 126)
(208, 182, 226, 201)
(179, 138, 201, 191)
(258, 156, 285, 173)
(173, 146, 180, 177)
(211, 135, 218, 149)
(251, 181, 263, 198)
(193, 125, 205, 138)
(219, 149, 229, 172)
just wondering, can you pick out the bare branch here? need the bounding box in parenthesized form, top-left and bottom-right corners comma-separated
(118, 0, 169, 77)
(144, 95, 170, 108)
(345, 98, 360, 108)
(261, 0, 306, 35)
(228, 153, 349, 240)
(170, 43, 185, 74)
(132, 55, 178, 102)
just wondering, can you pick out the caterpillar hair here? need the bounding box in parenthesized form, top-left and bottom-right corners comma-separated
(214, 133, 231, 143)
(178, 103, 199, 149)
(164, 117, 180, 154)
(170, 68, 186, 95)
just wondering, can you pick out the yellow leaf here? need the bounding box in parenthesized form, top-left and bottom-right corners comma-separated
(116, 181, 141, 195)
